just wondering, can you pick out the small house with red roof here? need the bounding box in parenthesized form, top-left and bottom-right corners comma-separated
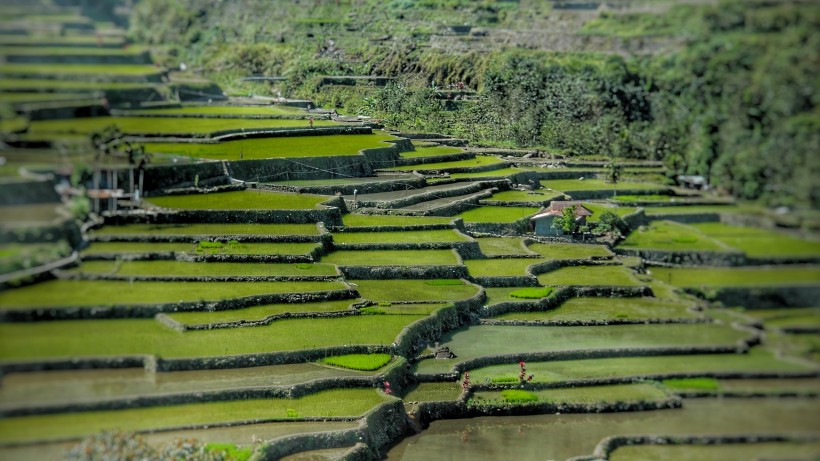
(530, 201, 592, 236)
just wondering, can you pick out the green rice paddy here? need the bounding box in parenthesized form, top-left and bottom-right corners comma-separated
(321, 249, 459, 266)
(466, 348, 809, 384)
(81, 241, 319, 256)
(144, 132, 399, 161)
(0, 63, 162, 76)
(146, 190, 328, 210)
(476, 237, 533, 256)
(619, 220, 731, 252)
(494, 297, 696, 322)
(0, 388, 387, 444)
(167, 299, 360, 325)
(400, 146, 464, 158)
(128, 105, 307, 116)
(415, 323, 748, 374)
(332, 229, 469, 244)
(0, 280, 346, 309)
(71, 260, 338, 277)
(541, 178, 665, 193)
(526, 242, 612, 259)
(0, 315, 424, 360)
(29, 116, 338, 136)
(402, 382, 462, 402)
(465, 258, 544, 277)
(386, 155, 505, 171)
(455, 206, 539, 223)
(487, 189, 563, 203)
(691, 222, 820, 258)
(341, 214, 453, 227)
(472, 383, 670, 405)
(91, 223, 319, 236)
(351, 279, 479, 302)
(650, 266, 820, 288)
(537, 265, 643, 286)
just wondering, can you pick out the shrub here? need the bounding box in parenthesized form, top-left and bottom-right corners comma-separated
(286, 408, 298, 418)
(500, 389, 538, 403)
(509, 287, 553, 299)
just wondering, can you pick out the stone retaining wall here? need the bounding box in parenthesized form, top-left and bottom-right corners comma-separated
(105, 207, 344, 226)
(142, 161, 229, 192)
(269, 175, 426, 196)
(229, 156, 373, 184)
(562, 187, 670, 201)
(0, 177, 59, 205)
(617, 248, 747, 266)
(339, 264, 468, 280)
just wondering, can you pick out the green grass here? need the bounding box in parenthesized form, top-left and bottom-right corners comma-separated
(146, 190, 328, 210)
(332, 229, 469, 244)
(541, 179, 665, 193)
(341, 214, 453, 227)
(145, 132, 399, 161)
(400, 146, 464, 158)
(167, 299, 359, 325)
(128, 105, 307, 116)
(662, 377, 720, 391)
(610, 442, 820, 461)
(465, 258, 544, 277)
(487, 189, 563, 202)
(71, 260, 338, 277)
(741, 307, 820, 330)
(0, 35, 123, 46)
(537, 265, 643, 286)
(0, 92, 95, 103)
(28, 116, 338, 136)
(386, 155, 505, 171)
(484, 287, 542, 305)
(690, 222, 820, 258)
(351, 279, 479, 302)
(466, 348, 807, 384)
(205, 443, 254, 461)
(0, 315, 424, 361)
(455, 206, 539, 223)
(92, 223, 318, 236)
(402, 382, 462, 402)
(0, 63, 162, 76)
(82, 241, 319, 256)
(322, 353, 391, 371)
(321, 249, 459, 266)
(476, 237, 532, 256)
(619, 221, 730, 252)
(526, 242, 612, 259)
(612, 194, 676, 202)
(581, 202, 639, 220)
(0, 388, 387, 444)
(0, 280, 345, 309)
(359, 303, 450, 315)
(472, 383, 669, 405)
(495, 297, 694, 321)
(416, 323, 749, 374)
(650, 266, 820, 288)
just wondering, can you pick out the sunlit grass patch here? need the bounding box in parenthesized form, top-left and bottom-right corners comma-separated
(619, 221, 729, 251)
(465, 258, 544, 277)
(91, 223, 319, 236)
(650, 266, 820, 288)
(495, 296, 694, 321)
(72, 260, 337, 277)
(476, 237, 532, 256)
(341, 214, 452, 227)
(321, 249, 459, 266)
(351, 279, 479, 302)
(527, 242, 612, 260)
(455, 206, 539, 223)
(691, 222, 820, 258)
(332, 229, 469, 244)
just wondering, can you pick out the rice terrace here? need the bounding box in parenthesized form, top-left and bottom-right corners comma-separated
(0, 0, 818, 460)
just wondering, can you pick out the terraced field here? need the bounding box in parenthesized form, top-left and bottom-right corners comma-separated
(1, 8, 817, 461)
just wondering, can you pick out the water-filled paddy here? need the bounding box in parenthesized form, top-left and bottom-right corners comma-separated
(386, 398, 820, 461)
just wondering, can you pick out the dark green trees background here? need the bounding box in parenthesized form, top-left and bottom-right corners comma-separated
(126, 0, 818, 209)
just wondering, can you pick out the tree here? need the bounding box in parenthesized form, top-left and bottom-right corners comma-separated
(594, 211, 628, 237)
(552, 205, 580, 235)
(606, 158, 622, 197)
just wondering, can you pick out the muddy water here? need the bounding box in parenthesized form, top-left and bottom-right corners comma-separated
(0, 420, 358, 461)
(0, 364, 368, 410)
(386, 398, 820, 461)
